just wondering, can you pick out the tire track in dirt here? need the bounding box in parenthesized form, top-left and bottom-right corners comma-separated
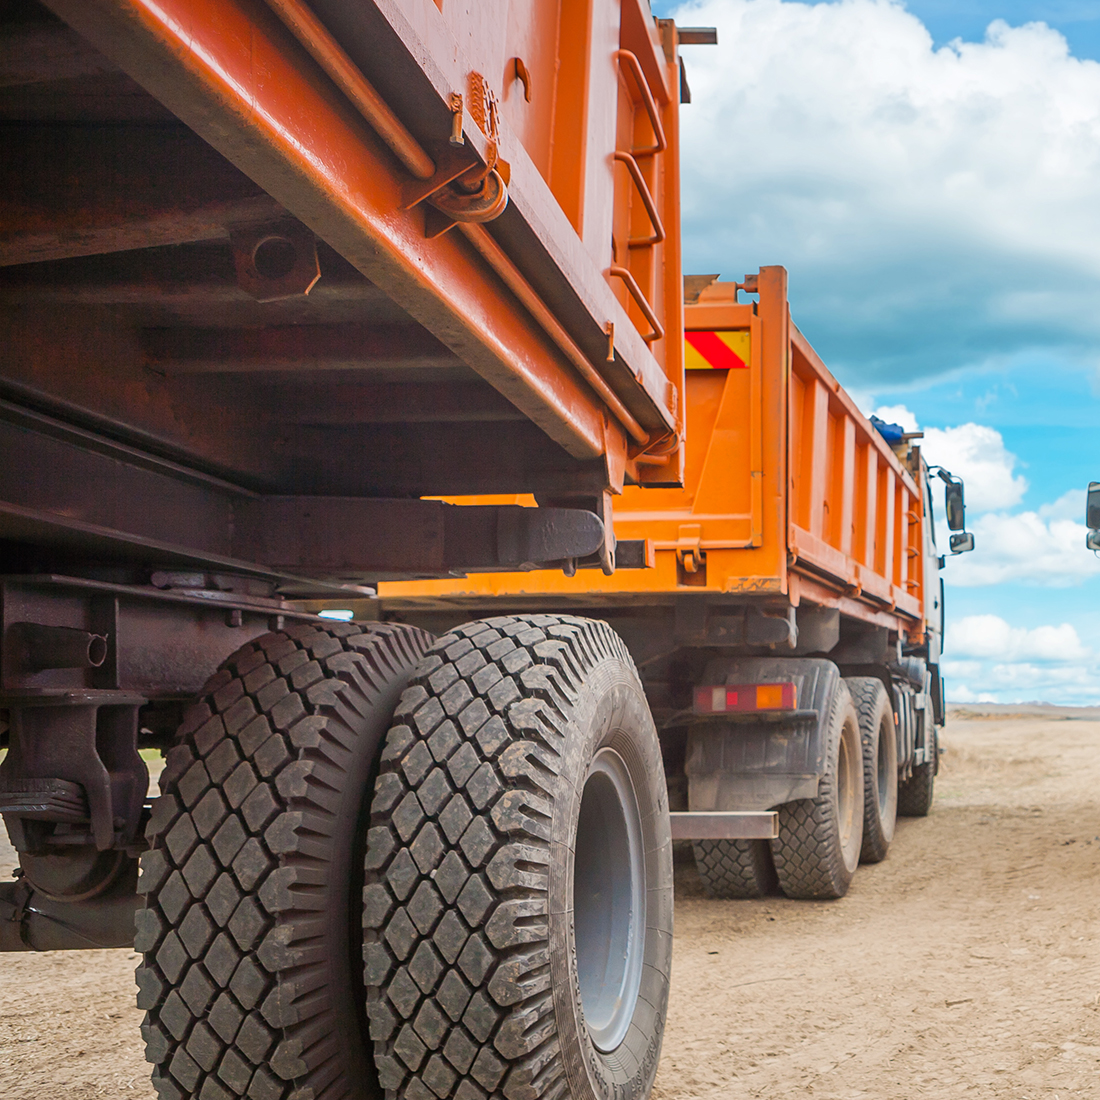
(652, 711, 1100, 1099)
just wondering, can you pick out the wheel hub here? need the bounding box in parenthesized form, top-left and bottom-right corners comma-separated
(838, 724, 858, 849)
(573, 747, 646, 1053)
(877, 728, 891, 815)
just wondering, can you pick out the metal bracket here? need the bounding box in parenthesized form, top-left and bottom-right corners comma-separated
(229, 219, 321, 302)
(0, 692, 147, 852)
(676, 524, 704, 576)
(400, 143, 482, 211)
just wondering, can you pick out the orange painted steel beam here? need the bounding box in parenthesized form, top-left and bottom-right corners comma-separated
(44, 0, 641, 463)
(263, 0, 435, 181)
(459, 224, 648, 445)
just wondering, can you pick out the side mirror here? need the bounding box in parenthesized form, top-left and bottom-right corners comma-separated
(945, 480, 965, 531)
(950, 532, 975, 554)
(1087, 529, 1100, 552)
(1087, 482, 1100, 530)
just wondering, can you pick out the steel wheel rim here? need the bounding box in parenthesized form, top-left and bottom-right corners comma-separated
(573, 746, 646, 1053)
(838, 721, 858, 849)
(877, 721, 891, 816)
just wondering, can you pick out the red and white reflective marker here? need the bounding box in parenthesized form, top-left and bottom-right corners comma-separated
(693, 682, 797, 714)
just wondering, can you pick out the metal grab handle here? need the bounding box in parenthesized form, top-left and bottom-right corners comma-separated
(613, 151, 666, 247)
(609, 53, 666, 349)
(610, 265, 665, 343)
(614, 49, 667, 156)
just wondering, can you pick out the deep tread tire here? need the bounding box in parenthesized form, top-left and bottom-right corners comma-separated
(898, 724, 937, 817)
(845, 677, 898, 864)
(136, 622, 432, 1100)
(363, 614, 673, 1100)
(769, 680, 863, 900)
(692, 838, 778, 899)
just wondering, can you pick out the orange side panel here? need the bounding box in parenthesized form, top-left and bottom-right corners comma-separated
(382, 266, 928, 635)
(785, 324, 922, 621)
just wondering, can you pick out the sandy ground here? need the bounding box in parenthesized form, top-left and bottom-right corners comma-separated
(3, 710, 1100, 1099)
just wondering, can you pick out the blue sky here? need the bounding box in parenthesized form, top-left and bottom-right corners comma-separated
(659, 0, 1100, 702)
(903, 2, 1100, 58)
(656, 2, 1100, 58)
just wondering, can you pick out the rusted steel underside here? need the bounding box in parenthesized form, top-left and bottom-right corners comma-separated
(0, 0, 684, 582)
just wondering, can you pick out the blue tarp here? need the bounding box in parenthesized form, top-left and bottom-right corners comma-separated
(869, 415, 905, 445)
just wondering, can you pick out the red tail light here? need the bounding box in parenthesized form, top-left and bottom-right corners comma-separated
(693, 682, 797, 714)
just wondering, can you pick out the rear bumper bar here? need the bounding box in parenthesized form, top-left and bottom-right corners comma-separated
(668, 811, 778, 841)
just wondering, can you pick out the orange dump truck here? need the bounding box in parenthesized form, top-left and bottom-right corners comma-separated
(0, 3, 708, 1100)
(380, 267, 975, 900)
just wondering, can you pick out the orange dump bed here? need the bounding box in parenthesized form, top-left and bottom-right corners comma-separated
(380, 267, 932, 641)
(2, 0, 689, 585)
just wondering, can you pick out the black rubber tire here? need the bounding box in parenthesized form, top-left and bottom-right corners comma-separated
(692, 838, 778, 899)
(845, 677, 898, 864)
(135, 621, 432, 1100)
(898, 723, 937, 817)
(362, 614, 673, 1100)
(769, 680, 863, 899)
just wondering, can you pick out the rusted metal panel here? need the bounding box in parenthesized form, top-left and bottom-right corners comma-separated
(32, 0, 589, 460)
(0, 0, 694, 597)
(142, 324, 460, 375)
(0, 402, 606, 580)
(262, 381, 527, 425)
(0, 17, 119, 88)
(39, 0, 682, 473)
(0, 122, 284, 266)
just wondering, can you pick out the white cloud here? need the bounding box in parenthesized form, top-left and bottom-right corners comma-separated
(945, 614, 1089, 662)
(1037, 488, 1086, 522)
(944, 508, 1100, 586)
(940, 659, 983, 680)
(674, 0, 1100, 379)
(941, 615, 1100, 704)
(861, 406, 1027, 514)
(945, 682, 998, 704)
(945, 664, 1099, 705)
(921, 423, 1028, 513)
(984, 662, 1094, 690)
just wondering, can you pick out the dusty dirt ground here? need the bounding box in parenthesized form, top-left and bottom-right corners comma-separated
(3, 709, 1100, 1099)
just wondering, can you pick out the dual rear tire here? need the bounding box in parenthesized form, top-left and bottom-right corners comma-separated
(846, 677, 898, 864)
(770, 679, 864, 899)
(140, 616, 672, 1100)
(694, 680, 864, 901)
(695, 675, 901, 901)
(363, 615, 672, 1100)
(136, 622, 433, 1100)
(692, 837, 777, 899)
